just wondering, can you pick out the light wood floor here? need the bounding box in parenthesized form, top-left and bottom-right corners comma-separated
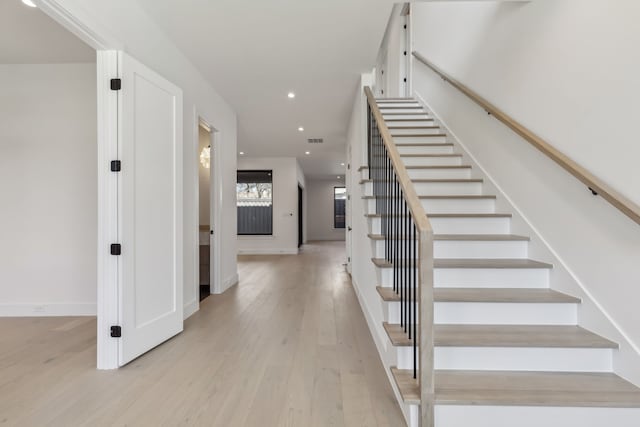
(0, 241, 405, 426)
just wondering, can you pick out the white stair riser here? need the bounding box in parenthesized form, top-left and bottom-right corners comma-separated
(386, 301, 576, 325)
(402, 156, 461, 166)
(393, 135, 447, 144)
(391, 127, 442, 135)
(380, 108, 426, 114)
(433, 302, 577, 325)
(373, 239, 528, 259)
(383, 114, 431, 120)
(377, 102, 420, 108)
(385, 120, 436, 127)
(435, 406, 640, 427)
(434, 347, 612, 372)
(369, 216, 512, 235)
(396, 144, 454, 155)
(363, 181, 482, 196)
(435, 268, 550, 288)
(361, 167, 472, 181)
(366, 197, 495, 214)
(421, 198, 495, 214)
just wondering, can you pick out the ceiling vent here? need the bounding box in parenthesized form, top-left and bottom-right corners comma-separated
(307, 138, 324, 144)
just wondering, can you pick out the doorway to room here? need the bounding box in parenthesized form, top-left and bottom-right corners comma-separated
(298, 185, 304, 248)
(198, 122, 213, 301)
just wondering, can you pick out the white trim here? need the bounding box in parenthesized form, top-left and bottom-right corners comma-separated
(36, 0, 121, 373)
(192, 110, 224, 300)
(219, 273, 239, 294)
(0, 304, 97, 317)
(96, 51, 119, 370)
(183, 298, 198, 320)
(35, 0, 120, 50)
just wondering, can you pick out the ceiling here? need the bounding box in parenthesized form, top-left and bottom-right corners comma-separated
(0, 0, 94, 64)
(136, 0, 394, 179)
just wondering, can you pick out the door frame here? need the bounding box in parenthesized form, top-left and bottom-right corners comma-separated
(298, 185, 303, 248)
(36, 0, 120, 369)
(192, 113, 222, 305)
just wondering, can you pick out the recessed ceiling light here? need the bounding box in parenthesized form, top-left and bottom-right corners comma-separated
(22, 0, 37, 7)
(337, 176, 341, 179)
(305, 151, 310, 155)
(287, 92, 295, 99)
(239, 151, 244, 155)
(298, 127, 304, 132)
(340, 163, 345, 166)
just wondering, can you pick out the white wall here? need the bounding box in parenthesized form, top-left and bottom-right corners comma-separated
(410, 1, 640, 383)
(0, 63, 97, 316)
(237, 157, 305, 254)
(306, 179, 346, 241)
(44, 0, 239, 314)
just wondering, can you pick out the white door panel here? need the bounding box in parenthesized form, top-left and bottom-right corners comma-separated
(119, 52, 183, 366)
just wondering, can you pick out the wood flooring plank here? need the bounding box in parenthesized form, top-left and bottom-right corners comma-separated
(0, 242, 404, 427)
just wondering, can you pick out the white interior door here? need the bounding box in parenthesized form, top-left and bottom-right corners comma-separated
(119, 52, 183, 366)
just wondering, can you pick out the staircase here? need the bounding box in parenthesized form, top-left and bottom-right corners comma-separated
(359, 92, 640, 426)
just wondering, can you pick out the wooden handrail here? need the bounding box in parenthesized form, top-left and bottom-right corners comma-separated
(412, 51, 640, 226)
(364, 86, 435, 427)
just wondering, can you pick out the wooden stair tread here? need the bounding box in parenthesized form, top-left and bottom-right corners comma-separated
(377, 286, 580, 304)
(393, 134, 447, 138)
(365, 213, 512, 218)
(379, 106, 423, 109)
(360, 178, 482, 184)
(384, 323, 617, 348)
(391, 368, 640, 407)
(359, 165, 471, 170)
(383, 322, 416, 347)
(398, 153, 460, 158)
(362, 195, 495, 200)
(434, 258, 552, 269)
(434, 288, 580, 303)
(388, 125, 440, 129)
(393, 142, 452, 147)
(384, 118, 434, 122)
(367, 233, 527, 241)
(435, 325, 617, 348)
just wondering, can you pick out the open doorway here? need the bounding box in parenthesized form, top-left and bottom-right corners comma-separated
(198, 121, 213, 301)
(0, 2, 97, 316)
(298, 185, 304, 248)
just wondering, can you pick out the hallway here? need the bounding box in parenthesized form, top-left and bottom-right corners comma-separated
(0, 242, 405, 426)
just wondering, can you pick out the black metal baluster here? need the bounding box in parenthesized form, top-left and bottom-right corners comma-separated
(411, 222, 420, 378)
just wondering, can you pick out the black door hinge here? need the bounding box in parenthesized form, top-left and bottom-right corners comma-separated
(110, 78, 122, 91)
(110, 243, 121, 256)
(403, 25, 407, 29)
(404, 51, 407, 56)
(110, 325, 122, 338)
(347, 163, 351, 170)
(404, 78, 407, 83)
(348, 257, 351, 262)
(111, 160, 121, 172)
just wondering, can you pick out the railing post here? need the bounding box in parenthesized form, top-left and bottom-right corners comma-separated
(419, 228, 434, 427)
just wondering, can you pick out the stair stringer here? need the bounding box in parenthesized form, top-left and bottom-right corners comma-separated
(413, 90, 640, 387)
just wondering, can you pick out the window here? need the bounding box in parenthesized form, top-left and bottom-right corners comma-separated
(237, 170, 273, 235)
(334, 187, 346, 229)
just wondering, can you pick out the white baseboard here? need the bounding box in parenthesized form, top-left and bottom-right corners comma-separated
(216, 273, 239, 294)
(183, 298, 198, 320)
(0, 303, 96, 317)
(237, 248, 299, 255)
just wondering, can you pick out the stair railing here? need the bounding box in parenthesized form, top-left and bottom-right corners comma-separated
(365, 86, 435, 427)
(412, 51, 640, 226)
